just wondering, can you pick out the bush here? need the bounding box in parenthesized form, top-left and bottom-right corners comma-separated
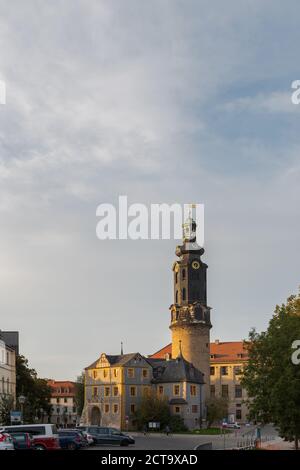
(169, 415, 187, 433)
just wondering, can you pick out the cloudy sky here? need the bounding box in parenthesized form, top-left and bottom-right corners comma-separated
(0, 0, 299, 379)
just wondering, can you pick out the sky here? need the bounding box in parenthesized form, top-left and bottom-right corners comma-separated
(0, 0, 299, 380)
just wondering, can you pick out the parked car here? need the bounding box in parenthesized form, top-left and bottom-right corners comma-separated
(222, 422, 241, 429)
(78, 426, 134, 446)
(1, 424, 60, 450)
(10, 432, 34, 450)
(58, 430, 84, 450)
(0, 432, 15, 450)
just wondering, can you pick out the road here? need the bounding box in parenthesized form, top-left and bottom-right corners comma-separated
(84, 425, 279, 450)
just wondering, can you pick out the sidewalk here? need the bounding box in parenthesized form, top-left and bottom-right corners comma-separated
(260, 438, 296, 450)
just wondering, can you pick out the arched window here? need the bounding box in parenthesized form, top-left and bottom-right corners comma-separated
(182, 269, 186, 280)
(175, 290, 178, 303)
(175, 272, 178, 284)
(182, 288, 186, 301)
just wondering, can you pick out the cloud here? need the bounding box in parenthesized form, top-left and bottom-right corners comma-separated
(222, 91, 300, 114)
(0, 0, 299, 378)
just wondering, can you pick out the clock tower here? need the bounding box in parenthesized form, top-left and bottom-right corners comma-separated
(170, 216, 212, 396)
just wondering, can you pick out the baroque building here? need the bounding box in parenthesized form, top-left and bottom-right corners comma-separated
(0, 332, 16, 405)
(150, 340, 249, 424)
(82, 351, 205, 430)
(47, 380, 78, 428)
(82, 217, 210, 430)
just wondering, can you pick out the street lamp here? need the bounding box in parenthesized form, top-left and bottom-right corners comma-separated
(18, 394, 26, 424)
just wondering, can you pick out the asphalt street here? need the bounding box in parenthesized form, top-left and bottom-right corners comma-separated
(84, 425, 278, 450)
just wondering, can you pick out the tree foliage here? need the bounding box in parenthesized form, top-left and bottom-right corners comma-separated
(75, 373, 85, 417)
(206, 397, 228, 428)
(241, 293, 300, 449)
(16, 355, 52, 423)
(134, 391, 170, 430)
(0, 394, 14, 425)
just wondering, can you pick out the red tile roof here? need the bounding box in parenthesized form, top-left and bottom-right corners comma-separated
(47, 380, 76, 397)
(149, 341, 248, 363)
(210, 341, 248, 363)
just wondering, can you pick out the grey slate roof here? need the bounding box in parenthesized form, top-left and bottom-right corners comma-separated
(149, 356, 204, 384)
(85, 353, 143, 369)
(169, 398, 188, 405)
(85, 352, 204, 386)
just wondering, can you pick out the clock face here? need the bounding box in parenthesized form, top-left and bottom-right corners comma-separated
(192, 260, 200, 270)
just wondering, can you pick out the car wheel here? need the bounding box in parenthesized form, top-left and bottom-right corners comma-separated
(35, 444, 46, 450)
(67, 442, 76, 450)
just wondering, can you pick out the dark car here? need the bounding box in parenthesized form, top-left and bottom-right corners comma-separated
(78, 426, 134, 446)
(10, 432, 34, 450)
(58, 430, 84, 450)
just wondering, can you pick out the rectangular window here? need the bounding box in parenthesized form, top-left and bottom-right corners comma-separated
(93, 387, 97, 397)
(113, 386, 118, 396)
(236, 409, 242, 420)
(130, 404, 136, 414)
(143, 386, 150, 397)
(190, 385, 197, 396)
(234, 366, 242, 376)
(56, 398, 59, 403)
(221, 366, 228, 376)
(130, 386, 136, 397)
(142, 369, 149, 379)
(192, 405, 198, 413)
(64, 397, 67, 403)
(222, 385, 229, 398)
(103, 369, 108, 378)
(113, 404, 119, 414)
(174, 406, 181, 414)
(128, 368, 134, 378)
(105, 387, 110, 397)
(173, 385, 180, 396)
(210, 385, 215, 398)
(210, 366, 215, 376)
(235, 385, 242, 398)
(104, 404, 109, 413)
(113, 369, 118, 378)
(158, 385, 164, 396)
(93, 370, 97, 379)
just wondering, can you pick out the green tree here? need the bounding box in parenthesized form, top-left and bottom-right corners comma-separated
(241, 292, 300, 450)
(134, 391, 170, 430)
(16, 355, 52, 423)
(0, 394, 14, 425)
(206, 397, 228, 428)
(169, 415, 187, 432)
(74, 373, 85, 418)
